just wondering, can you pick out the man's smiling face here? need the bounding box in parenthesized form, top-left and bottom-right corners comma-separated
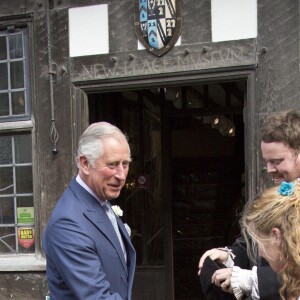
(261, 141, 300, 185)
(80, 136, 131, 201)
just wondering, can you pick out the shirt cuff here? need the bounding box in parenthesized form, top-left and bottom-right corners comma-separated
(231, 266, 253, 300)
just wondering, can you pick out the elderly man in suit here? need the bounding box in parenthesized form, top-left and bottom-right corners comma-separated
(42, 122, 136, 300)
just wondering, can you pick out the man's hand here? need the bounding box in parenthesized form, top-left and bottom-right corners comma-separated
(211, 268, 233, 294)
(198, 248, 229, 275)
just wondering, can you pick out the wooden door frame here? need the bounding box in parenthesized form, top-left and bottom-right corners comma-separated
(72, 67, 257, 299)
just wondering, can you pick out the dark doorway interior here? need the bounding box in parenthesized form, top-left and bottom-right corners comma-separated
(88, 81, 245, 300)
(170, 111, 245, 299)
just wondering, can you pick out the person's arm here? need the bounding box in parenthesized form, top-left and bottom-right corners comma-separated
(198, 248, 230, 274)
(231, 266, 258, 300)
(228, 235, 251, 269)
(199, 235, 282, 300)
(198, 235, 253, 299)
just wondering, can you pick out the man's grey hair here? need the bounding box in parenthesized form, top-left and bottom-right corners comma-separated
(76, 122, 130, 168)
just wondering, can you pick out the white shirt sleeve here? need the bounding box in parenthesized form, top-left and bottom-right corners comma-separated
(216, 247, 260, 299)
(231, 266, 259, 300)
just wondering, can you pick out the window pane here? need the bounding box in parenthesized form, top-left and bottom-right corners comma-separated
(9, 34, 23, 59)
(15, 134, 31, 163)
(0, 227, 16, 254)
(11, 91, 25, 115)
(0, 93, 9, 116)
(16, 166, 32, 194)
(0, 63, 8, 90)
(0, 197, 14, 224)
(0, 136, 12, 164)
(0, 36, 7, 60)
(10, 61, 24, 89)
(17, 196, 33, 208)
(0, 167, 13, 195)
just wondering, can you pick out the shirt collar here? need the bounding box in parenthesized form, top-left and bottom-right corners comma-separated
(76, 174, 106, 206)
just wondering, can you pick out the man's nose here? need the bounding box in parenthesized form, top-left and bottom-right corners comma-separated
(114, 164, 127, 180)
(266, 162, 276, 173)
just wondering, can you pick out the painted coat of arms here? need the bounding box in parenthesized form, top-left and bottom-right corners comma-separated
(135, 0, 182, 57)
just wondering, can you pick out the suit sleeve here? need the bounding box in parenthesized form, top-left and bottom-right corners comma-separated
(44, 216, 123, 300)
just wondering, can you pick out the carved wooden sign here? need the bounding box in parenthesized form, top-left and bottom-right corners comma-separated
(135, 0, 182, 57)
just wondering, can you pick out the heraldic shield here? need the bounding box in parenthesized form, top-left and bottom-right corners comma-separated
(135, 0, 182, 57)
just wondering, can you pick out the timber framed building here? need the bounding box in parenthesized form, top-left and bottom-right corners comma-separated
(0, 1, 299, 299)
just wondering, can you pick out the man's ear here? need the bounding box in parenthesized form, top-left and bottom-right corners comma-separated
(79, 155, 90, 175)
(271, 227, 283, 245)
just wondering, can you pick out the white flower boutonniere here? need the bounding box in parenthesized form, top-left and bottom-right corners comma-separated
(111, 205, 123, 217)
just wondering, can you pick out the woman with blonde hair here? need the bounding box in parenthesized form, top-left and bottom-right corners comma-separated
(242, 180, 300, 300)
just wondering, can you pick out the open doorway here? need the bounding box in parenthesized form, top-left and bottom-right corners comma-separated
(88, 80, 246, 300)
(169, 99, 245, 299)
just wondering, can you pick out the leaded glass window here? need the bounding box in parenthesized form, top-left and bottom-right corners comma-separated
(0, 27, 33, 254)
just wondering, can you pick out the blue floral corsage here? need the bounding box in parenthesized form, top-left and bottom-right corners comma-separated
(278, 181, 295, 196)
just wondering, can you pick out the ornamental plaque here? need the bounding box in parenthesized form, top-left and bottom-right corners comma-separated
(135, 0, 182, 57)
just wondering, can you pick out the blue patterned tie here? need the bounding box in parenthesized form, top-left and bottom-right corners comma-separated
(104, 202, 127, 260)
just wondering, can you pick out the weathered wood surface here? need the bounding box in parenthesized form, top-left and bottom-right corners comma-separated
(69, 0, 256, 82)
(0, 273, 48, 299)
(256, 0, 300, 190)
(70, 39, 257, 82)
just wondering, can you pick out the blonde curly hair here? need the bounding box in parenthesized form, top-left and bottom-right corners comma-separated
(241, 180, 300, 300)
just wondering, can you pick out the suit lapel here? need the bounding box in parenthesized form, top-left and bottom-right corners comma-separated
(70, 179, 128, 274)
(85, 209, 128, 275)
(116, 216, 136, 282)
(117, 217, 134, 251)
